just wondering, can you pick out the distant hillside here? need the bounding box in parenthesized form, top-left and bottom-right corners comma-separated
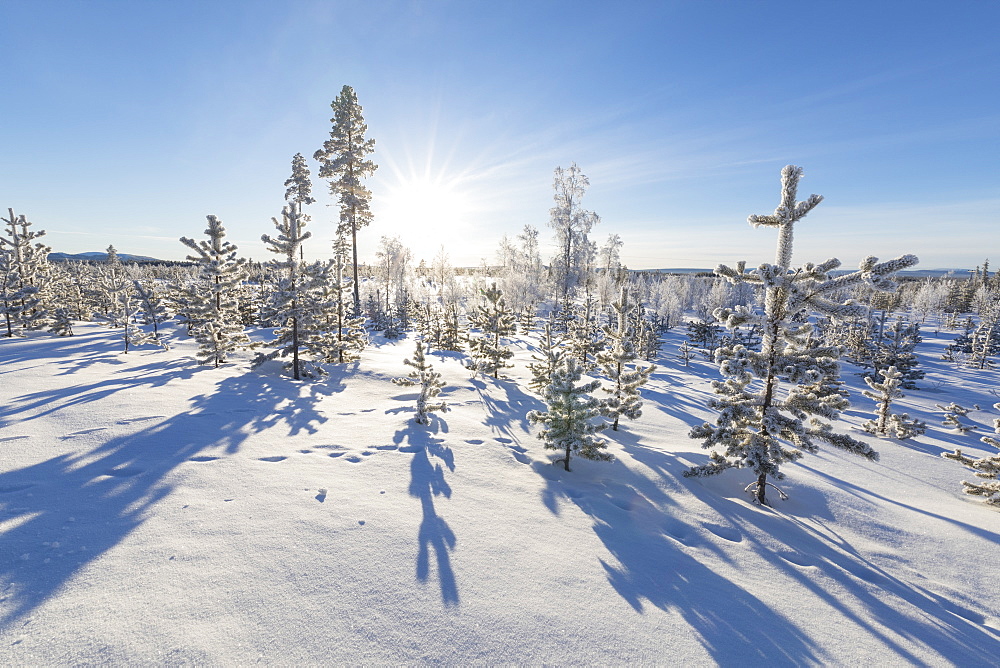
(48, 251, 165, 263)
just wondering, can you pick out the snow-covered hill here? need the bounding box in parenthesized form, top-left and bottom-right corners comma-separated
(1, 322, 998, 664)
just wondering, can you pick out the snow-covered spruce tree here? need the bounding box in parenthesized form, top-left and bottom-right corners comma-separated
(0, 208, 51, 336)
(943, 406, 1000, 505)
(860, 317, 924, 389)
(527, 321, 567, 394)
(937, 402, 977, 434)
(528, 357, 609, 472)
(284, 152, 316, 262)
(392, 340, 448, 425)
(566, 290, 605, 371)
(549, 163, 599, 311)
(256, 206, 314, 379)
(597, 286, 655, 431)
(314, 85, 377, 314)
(686, 165, 918, 505)
(99, 246, 156, 353)
(861, 366, 926, 439)
(439, 303, 466, 352)
(685, 317, 722, 360)
(308, 234, 365, 363)
(179, 215, 250, 366)
(467, 283, 516, 378)
(967, 289, 1000, 370)
(131, 276, 171, 349)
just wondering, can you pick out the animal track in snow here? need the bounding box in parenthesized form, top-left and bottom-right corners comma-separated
(298, 449, 313, 454)
(0, 483, 36, 494)
(464, 439, 484, 445)
(702, 522, 741, 543)
(328, 452, 345, 458)
(0, 435, 29, 443)
(494, 437, 513, 444)
(374, 444, 398, 451)
(258, 456, 287, 463)
(59, 428, 105, 440)
(344, 455, 363, 463)
(116, 416, 164, 425)
(777, 551, 814, 567)
(188, 456, 219, 463)
(103, 466, 144, 478)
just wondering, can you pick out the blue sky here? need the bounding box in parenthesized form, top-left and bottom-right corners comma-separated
(2, 1, 998, 270)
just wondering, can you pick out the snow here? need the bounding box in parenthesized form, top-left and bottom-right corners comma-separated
(1, 321, 999, 664)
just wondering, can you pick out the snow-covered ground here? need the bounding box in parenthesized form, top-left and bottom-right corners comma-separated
(1, 322, 998, 664)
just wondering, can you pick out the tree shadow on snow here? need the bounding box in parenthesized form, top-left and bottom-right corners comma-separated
(619, 432, 1000, 665)
(393, 418, 459, 606)
(530, 429, 821, 666)
(471, 376, 544, 440)
(0, 363, 347, 630)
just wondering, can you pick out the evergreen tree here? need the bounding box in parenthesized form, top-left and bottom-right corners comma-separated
(566, 290, 605, 371)
(467, 283, 516, 378)
(937, 402, 977, 434)
(392, 340, 448, 425)
(131, 277, 171, 349)
(861, 366, 926, 439)
(677, 340, 695, 367)
(597, 286, 655, 430)
(99, 246, 155, 353)
(527, 321, 566, 394)
(685, 317, 722, 359)
(0, 208, 51, 336)
(256, 207, 313, 379)
(859, 317, 924, 389)
(686, 165, 918, 505)
(528, 357, 609, 472)
(943, 405, 1000, 505)
(284, 153, 316, 262)
(314, 85, 377, 314)
(308, 234, 365, 363)
(179, 215, 250, 366)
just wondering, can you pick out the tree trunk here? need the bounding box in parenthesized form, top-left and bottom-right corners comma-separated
(755, 472, 768, 505)
(291, 307, 300, 381)
(351, 218, 360, 316)
(563, 443, 572, 472)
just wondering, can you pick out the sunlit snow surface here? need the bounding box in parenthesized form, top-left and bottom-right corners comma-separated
(1, 322, 998, 664)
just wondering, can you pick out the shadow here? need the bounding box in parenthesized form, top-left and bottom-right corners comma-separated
(622, 436, 1000, 664)
(473, 376, 545, 440)
(0, 357, 347, 630)
(530, 445, 822, 666)
(393, 418, 459, 606)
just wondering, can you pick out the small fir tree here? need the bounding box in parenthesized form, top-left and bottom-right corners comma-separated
(256, 206, 313, 379)
(686, 165, 918, 505)
(943, 406, 1000, 505)
(392, 340, 448, 425)
(937, 403, 977, 434)
(180, 216, 250, 367)
(528, 357, 609, 472)
(527, 321, 567, 395)
(861, 366, 926, 439)
(467, 283, 516, 378)
(0, 208, 51, 336)
(597, 286, 655, 430)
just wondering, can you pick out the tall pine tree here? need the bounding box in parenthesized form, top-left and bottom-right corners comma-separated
(314, 85, 377, 315)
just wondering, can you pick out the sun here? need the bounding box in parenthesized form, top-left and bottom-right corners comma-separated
(377, 175, 475, 257)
